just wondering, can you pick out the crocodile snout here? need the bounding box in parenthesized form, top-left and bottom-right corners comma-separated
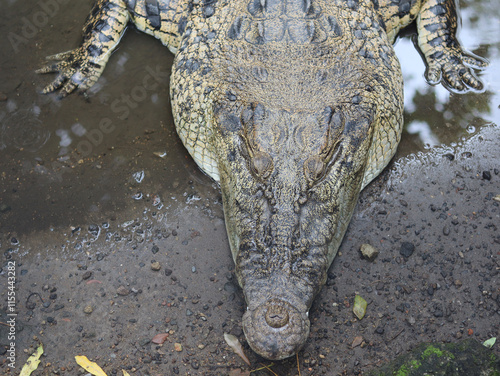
(242, 298, 310, 360)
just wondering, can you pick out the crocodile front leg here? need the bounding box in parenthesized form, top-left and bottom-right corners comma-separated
(379, 0, 487, 93)
(37, 0, 130, 97)
(38, 0, 191, 97)
(416, 0, 488, 92)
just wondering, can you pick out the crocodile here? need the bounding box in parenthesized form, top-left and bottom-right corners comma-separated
(38, 0, 487, 360)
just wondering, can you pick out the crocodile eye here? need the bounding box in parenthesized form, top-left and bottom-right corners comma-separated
(252, 151, 274, 179)
(304, 155, 325, 182)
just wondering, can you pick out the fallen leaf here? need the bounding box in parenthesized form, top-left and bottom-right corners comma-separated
(75, 355, 107, 376)
(152, 333, 169, 344)
(353, 295, 367, 320)
(483, 337, 496, 348)
(20, 344, 43, 376)
(351, 336, 363, 348)
(224, 333, 251, 367)
(122, 370, 131, 376)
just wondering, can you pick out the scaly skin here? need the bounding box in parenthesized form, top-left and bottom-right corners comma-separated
(38, 0, 487, 360)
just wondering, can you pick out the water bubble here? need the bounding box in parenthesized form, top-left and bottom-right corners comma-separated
(132, 170, 145, 183)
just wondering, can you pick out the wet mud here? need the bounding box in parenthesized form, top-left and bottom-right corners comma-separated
(1, 0, 499, 375)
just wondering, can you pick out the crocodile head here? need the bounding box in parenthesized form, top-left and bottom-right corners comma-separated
(212, 91, 398, 358)
(208, 29, 403, 360)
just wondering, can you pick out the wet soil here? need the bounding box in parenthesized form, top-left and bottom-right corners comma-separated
(1, 0, 499, 375)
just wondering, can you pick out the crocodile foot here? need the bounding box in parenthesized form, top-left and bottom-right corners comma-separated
(36, 48, 106, 97)
(422, 45, 489, 93)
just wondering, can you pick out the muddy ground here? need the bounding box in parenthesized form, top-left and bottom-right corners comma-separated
(1, 126, 499, 376)
(1, 0, 499, 375)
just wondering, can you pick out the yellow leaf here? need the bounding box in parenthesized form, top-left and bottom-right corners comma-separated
(122, 370, 131, 376)
(75, 355, 108, 376)
(20, 344, 44, 376)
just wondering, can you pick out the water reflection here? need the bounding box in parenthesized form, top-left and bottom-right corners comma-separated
(394, 1, 500, 155)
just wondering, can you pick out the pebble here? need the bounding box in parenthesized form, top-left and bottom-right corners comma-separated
(174, 343, 183, 352)
(482, 171, 491, 180)
(82, 271, 92, 280)
(400, 242, 415, 258)
(83, 305, 93, 314)
(151, 245, 159, 254)
(0, 204, 11, 213)
(375, 326, 384, 335)
(360, 243, 379, 261)
(151, 261, 161, 271)
(443, 226, 450, 236)
(165, 268, 173, 276)
(116, 286, 130, 296)
(224, 282, 238, 293)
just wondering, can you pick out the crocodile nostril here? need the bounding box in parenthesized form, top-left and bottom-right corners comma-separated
(265, 305, 289, 328)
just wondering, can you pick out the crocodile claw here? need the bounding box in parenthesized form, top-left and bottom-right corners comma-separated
(36, 47, 104, 97)
(424, 49, 489, 93)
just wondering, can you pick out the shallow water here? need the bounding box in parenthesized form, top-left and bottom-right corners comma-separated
(0, 0, 499, 246)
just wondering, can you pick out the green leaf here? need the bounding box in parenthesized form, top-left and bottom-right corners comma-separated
(353, 295, 367, 320)
(483, 337, 496, 348)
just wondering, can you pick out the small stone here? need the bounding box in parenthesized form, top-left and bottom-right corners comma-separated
(151, 261, 161, 271)
(443, 226, 450, 236)
(0, 204, 11, 213)
(224, 282, 238, 293)
(375, 326, 384, 335)
(482, 171, 491, 180)
(165, 268, 173, 276)
(83, 305, 93, 314)
(399, 242, 415, 258)
(82, 271, 92, 280)
(360, 243, 379, 261)
(116, 286, 130, 296)
(351, 336, 363, 348)
(454, 280, 463, 288)
(174, 343, 183, 352)
(151, 245, 159, 254)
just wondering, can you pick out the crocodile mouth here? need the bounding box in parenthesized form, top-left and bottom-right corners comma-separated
(242, 298, 310, 360)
